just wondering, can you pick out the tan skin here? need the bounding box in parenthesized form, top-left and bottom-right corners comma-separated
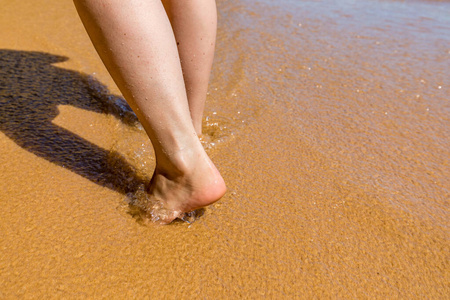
(161, 0, 217, 135)
(73, 0, 226, 223)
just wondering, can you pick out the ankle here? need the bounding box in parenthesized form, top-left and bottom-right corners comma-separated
(155, 140, 204, 178)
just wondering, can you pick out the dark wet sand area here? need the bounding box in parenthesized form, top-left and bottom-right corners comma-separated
(0, 0, 449, 298)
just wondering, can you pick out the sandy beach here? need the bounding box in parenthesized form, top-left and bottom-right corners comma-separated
(0, 0, 449, 298)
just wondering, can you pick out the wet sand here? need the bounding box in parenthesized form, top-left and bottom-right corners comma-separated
(1, 0, 449, 298)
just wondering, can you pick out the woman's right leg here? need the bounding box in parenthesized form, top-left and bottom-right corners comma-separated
(73, 0, 226, 223)
(162, 0, 217, 135)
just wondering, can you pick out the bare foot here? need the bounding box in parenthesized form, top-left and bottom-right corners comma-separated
(145, 142, 226, 224)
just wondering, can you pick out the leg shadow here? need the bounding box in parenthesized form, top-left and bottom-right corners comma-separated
(0, 49, 145, 194)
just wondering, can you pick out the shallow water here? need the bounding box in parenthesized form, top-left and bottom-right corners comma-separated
(0, 0, 449, 298)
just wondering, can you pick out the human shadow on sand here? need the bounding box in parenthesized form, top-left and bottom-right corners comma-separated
(0, 49, 146, 194)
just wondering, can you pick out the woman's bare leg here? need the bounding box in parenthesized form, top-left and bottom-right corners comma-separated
(73, 0, 226, 223)
(162, 0, 217, 135)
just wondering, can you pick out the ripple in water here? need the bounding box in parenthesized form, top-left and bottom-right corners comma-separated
(200, 112, 236, 150)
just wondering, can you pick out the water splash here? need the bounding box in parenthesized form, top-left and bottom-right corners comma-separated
(124, 185, 204, 225)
